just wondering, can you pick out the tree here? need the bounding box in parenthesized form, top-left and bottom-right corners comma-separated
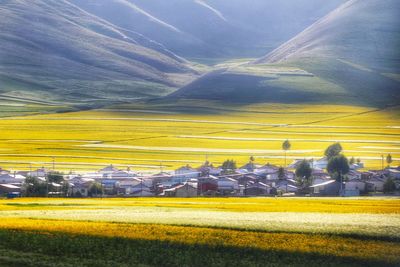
(61, 181, 70, 197)
(282, 140, 291, 167)
(387, 154, 393, 167)
(222, 159, 237, 174)
(295, 159, 313, 187)
(325, 143, 343, 160)
(327, 155, 350, 182)
(24, 177, 47, 197)
(47, 172, 64, 183)
(88, 182, 103, 197)
(278, 167, 285, 180)
(383, 178, 396, 193)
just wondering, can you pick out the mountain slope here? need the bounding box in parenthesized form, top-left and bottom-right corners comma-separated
(258, 0, 400, 71)
(0, 0, 196, 106)
(69, 0, 345, 59)
(171, 0, 400, 106)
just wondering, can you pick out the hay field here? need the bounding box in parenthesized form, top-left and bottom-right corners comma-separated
(0, 100, 399, 172)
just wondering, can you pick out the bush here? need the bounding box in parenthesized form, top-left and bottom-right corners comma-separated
(383, 178, 396, 193)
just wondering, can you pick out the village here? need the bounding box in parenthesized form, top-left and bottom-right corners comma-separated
(1, 142, 399, 198)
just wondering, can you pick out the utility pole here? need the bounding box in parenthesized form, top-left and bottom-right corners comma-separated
(101, 176, 104, 199)
(141, 178, 143, 197)
(340, 171, 343, 197)
(46, 173, 49, 198)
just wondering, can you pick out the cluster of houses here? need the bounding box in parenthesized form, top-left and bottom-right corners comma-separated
(1, 157, 399, 198)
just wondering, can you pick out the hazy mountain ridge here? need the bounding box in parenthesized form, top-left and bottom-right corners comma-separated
(0, 0, 196, 105)
(172, 0, 400, 107)
(1, 0, 398, 108)
(257, 0, 400, 71)
(69, 0, 345, 59)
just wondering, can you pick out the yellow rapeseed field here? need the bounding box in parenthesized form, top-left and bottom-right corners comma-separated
(0, 101, 399, 171)
(1, 197, 400, 213)
(0, 218, 399, 264)
(0, 197, 399, 266)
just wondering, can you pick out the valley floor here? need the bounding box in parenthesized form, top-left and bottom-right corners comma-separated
(0, 100, 399, 172)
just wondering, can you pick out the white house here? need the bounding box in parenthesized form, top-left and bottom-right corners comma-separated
(164, 183, 198, 197)
(98, 165, 119, 176)
(0, 184, 21, 194)
(111, 170, 137, 179)
(28, 168, 49, 177)
(310, 180, 341, 196)
(388, 168, 400, 179)
(175, 165, 199, 177)
(254, 164, 280, 177)
(127, 182, 153, 197)
(174, 165, 199, 183)
(275, 180, 298, 193)
(217, 177, 239, 195)
(243, 182, 273, 196)
(198, 162, 223, 176)
(68, 176, 95, 197)
(312, 168, 330, 180)
(366, 178, 385, 192)
(0, 167, 10, 175)
(344, 180, 366, 196)
(347, 170, 362, 180)
(312, 158, 328, 169)
(0, 173, 25, 185)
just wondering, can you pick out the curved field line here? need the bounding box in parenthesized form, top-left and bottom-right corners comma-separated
(177, 135, 400, 144)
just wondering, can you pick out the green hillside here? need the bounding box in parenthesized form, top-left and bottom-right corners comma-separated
(171, 0, 400, 107)
(0, 0, 196, 108)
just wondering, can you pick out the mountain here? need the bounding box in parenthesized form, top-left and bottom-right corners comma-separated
(69, 0, 345, 59)
(171, 0, 400, 107)
(0, 0, 196, 106)
(258, 0, 400, 70)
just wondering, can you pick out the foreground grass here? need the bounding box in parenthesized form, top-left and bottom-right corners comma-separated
(0, 198, 399, 266)
(1, 198, 399, 239)
(0, 219, 399, 267)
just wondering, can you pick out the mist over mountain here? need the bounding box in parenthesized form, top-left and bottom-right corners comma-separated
(0, 0, 398, 108)
(172, 0, 400, 107)
(69, 0, 345, 59)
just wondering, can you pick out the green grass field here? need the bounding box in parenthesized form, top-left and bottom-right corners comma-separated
(0, 100, 399, 172)
(0, 197, 399, 266)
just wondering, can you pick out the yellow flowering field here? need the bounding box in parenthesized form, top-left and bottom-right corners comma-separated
(1, 197, 400, 213)
(0, 197, 399, 266)
(0, 101, 399, 171)
(1, 218, 399, 264)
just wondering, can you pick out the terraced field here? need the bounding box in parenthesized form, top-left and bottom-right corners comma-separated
(0, 100, 399, 172)
(0, 197, 399, 266)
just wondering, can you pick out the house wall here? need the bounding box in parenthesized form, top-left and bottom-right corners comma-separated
(244, 187, 267, 196)
(176, 186, 197, 197)
(345, 181, 366, 192)
(314, 182, 340, 196)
